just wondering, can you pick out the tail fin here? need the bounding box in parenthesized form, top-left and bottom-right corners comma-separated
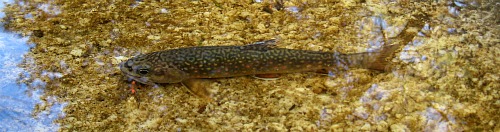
(338, 44, 402, 71)
(339, 12, 428, 71)
(366, 44, 402, 71)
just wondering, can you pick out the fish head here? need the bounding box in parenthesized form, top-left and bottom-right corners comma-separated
(120, 54, 188, 85)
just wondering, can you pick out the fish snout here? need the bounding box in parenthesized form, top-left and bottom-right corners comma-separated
(119, 60, 134, 73)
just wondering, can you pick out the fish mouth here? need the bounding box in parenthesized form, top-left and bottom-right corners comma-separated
(119, 61, 156, 85)
(124, 74, 156, 85)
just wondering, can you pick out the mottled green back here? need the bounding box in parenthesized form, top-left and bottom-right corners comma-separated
(153, 43, 337, 78)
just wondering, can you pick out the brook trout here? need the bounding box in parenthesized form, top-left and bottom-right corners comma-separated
(120, 39, 400, 99)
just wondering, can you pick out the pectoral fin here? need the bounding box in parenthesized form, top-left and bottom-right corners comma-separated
(181, 79, 214, 102)
(252, 74, 280, 80)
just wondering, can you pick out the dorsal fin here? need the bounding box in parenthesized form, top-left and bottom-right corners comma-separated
(239, 39, 277, 51)
(249, 39, 277, 46)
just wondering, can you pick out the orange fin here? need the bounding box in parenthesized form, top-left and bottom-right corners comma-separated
(181, 79, 214, 102)
(252, 74, 280, 80)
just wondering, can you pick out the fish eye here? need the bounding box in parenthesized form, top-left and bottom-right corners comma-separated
(138, 69, 149, 75)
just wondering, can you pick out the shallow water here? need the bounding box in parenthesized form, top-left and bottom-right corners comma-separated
(0, 1, 62, 130)
(0, 0, 498, 131)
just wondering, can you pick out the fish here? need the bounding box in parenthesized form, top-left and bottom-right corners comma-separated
(120, 39, 401, 100)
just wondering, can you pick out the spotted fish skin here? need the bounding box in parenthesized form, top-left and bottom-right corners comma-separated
(120, 39, 397, 85)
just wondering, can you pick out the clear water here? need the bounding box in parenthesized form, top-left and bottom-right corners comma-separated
(0, 0, 61, 131)
(0, 0, 497, 131)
